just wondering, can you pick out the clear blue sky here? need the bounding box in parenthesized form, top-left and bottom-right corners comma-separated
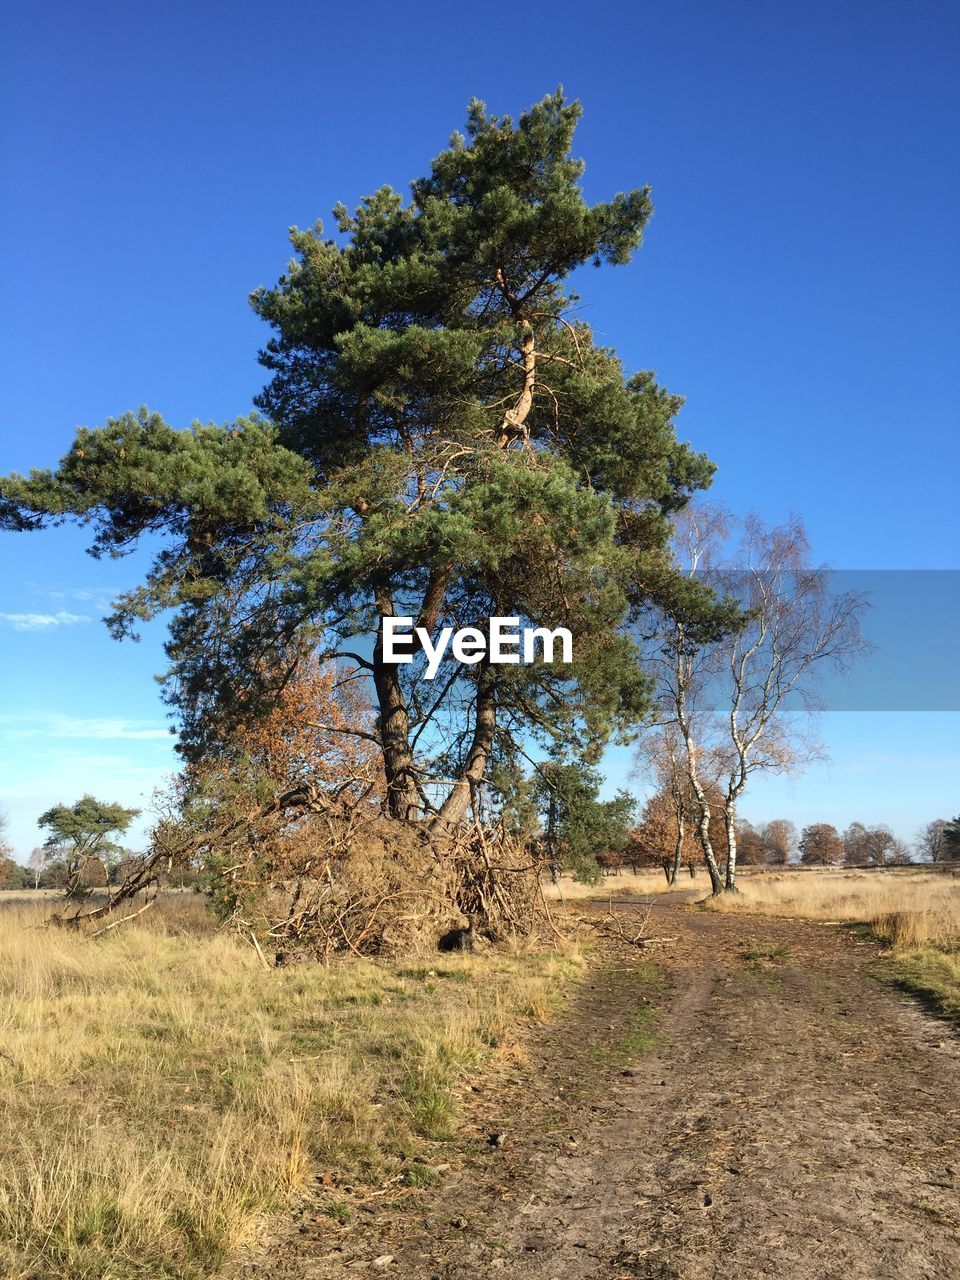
(1, 1, 957, 858)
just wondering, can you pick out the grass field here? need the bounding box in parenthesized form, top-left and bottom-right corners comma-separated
(5, 867, 956, 1278)
(540, 868, 691, 899)
(706, 866, 960, 1018)
(0, 895, 581, 1280)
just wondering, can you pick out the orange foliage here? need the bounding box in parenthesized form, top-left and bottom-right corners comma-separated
(627, 784, 729, 869)
(228, 654, 382, 801)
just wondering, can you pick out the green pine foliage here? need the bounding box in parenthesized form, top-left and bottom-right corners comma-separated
(0, 92, 722, 818)
(944, 816, 960, 861)
(534, 757, 636, 884)
(37, 795, 140, 891)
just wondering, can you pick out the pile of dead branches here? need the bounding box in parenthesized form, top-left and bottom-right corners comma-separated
(44, 763, 560, 958)
(449, 820, 554, 942)
(149, 774, 552, 959)
(228, 806, 555, 962)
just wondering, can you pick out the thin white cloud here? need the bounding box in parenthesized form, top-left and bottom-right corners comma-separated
(0, 610, 92, 632)
(44, 588, 119, 606)
(0, 713, 172, 742)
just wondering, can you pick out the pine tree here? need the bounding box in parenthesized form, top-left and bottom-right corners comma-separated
(533, 757, 635, 884)
(1, 92, 719, 826)
(37, 795, 140, 895)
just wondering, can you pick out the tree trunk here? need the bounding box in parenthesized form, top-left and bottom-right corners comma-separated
(679, 726, 723, 894)
(724, 807, 739, 892)
(695, 807, 724, 895)
(677, 683, 723, 895)
(669, 811, 685, 886)
(431, 663, 497, 831)
(372, 606, 420, 821)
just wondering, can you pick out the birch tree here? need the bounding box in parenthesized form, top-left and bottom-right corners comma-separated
(633, 726, 728, 884)
(712, 515, 867, 890)
(27, 847, 47, 890)
(639, 507, 867, 894)
(636, 504, 738, 894)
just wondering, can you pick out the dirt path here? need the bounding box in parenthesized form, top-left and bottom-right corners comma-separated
(238, 897, 960, 1280)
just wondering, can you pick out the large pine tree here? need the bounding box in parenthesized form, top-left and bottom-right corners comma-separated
(0, 92, 719, 826)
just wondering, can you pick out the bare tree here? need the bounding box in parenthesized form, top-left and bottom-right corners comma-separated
(638, 507, 867, 894)
(637, 505, 734, 894)
(915, 818, 949, 863)
(709, 516, 868, 891)
(888, 836, 912, 866)
(760, 819, 796, 865)
(843, 821, 872, 866)
(845, 822, 905, 867)
(735, 819, 769, 865)
(628, 779, 729, 881)
(633, 727, 694, 885)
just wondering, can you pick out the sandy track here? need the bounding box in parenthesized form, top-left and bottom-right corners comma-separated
(238, 897, 960, 1280)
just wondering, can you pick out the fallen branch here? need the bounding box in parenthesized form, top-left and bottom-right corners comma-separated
(249, 931, 272, 971)
(87, 898, 157, 938)
(576, 904, 672, 948)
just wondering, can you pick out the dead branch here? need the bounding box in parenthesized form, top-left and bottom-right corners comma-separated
(86, 898, 158, 939)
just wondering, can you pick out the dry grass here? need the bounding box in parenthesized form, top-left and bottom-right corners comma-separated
(706, 866, 960, 1017)
(541, 868, 695, 900)
(706, 867, 960, 947)
(0, 894, 581, 1280)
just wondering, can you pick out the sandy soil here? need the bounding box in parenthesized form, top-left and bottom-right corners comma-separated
(234, 896, 960, 1280)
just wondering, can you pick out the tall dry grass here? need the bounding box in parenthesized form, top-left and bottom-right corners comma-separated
(0, 894, 580, 1280)
(706, 867, 960, 946)
(541, 868, 694, 900)
(707, 867, 960, 1017)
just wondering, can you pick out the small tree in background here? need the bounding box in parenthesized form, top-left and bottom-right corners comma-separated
(37, 796, 140, 899)
(888, 837, 912, 866)
(699, 515, 866, 891)
(0, 858, 29, 890)
(628, 778, 729, 882)
(843, 821, 872, 866)
(632, 726, 714, 884)
(734, 819, 768, 866)
(915, 819, 949, 863)
(844, 822, 909, 867)
(627, 789, 693, 874)
(27, 847, 47, 889)
(759, 819, 796, 866)
(943, 817, 960, 861)
(799, 823, 843, 866)
(863, 824, 897, 866)
(533, 758, 635, 885)
(640, 507, 867, 894)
